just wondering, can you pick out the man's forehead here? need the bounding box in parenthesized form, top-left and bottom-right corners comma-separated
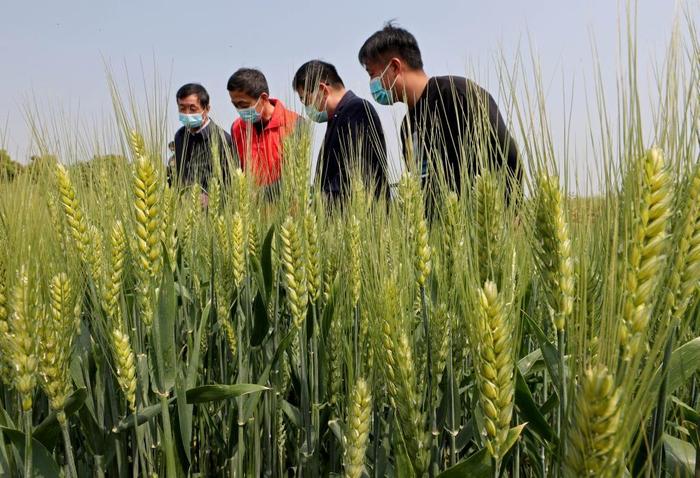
(297, 83, 323, 94)
(230, 90, 257, 101)
(363, 60, 384, 74)
(177, 94, 199, 104)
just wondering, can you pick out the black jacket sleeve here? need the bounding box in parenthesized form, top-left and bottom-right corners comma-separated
(345, 101, 389, 198)
(464, 80, 522, 199)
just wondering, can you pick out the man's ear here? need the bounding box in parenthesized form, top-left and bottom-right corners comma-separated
(390, 57, 402, 74)
(260, 92, 270, 104)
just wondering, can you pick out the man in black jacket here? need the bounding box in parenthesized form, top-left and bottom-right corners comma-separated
(293, 60, 389, 202)
(358, 23, 521, 205)
(173, 83, 235, 190)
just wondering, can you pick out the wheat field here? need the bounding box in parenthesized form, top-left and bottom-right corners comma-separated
(0, 16, 699, 478)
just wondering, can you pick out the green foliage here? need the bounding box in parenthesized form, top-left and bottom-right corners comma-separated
(0, 149, 23, 180)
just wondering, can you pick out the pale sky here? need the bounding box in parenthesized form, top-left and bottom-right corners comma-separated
(0, 0, 693, 189)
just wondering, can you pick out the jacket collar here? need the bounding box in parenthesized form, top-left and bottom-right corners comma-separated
(330, 90, 356, 122)
(264, 98, 288, 130)
(186, 119, 213, 137)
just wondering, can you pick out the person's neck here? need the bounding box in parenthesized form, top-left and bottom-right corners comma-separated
(261, 99, 276, 123)
(325, 87, 347, 118)
(404, 70, 430, 109)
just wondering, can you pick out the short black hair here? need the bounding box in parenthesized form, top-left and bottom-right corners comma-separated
(358, 22, 423, 70)
(292, 60, 345, 91)
(176, 83, 210, 108)
(226, 68, 269, 97)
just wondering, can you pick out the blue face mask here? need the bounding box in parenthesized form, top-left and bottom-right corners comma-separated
(237, 98, 262, 123)
(370, 63, 397, 106)
(305, 104, 328, 123)
(180, 113, 204, 129)
(304, 90, 329, 123)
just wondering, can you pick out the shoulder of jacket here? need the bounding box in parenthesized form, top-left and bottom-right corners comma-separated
(433, 76, 469, 93)
(231, 118, 244, 133)
(284, 107, 300, 121)
(346, 96, 379, 117)
(211, 122, 232, 139)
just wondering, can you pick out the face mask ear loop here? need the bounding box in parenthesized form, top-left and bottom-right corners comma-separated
(380, 61, 398, 90)
(319, 85, 329, 113)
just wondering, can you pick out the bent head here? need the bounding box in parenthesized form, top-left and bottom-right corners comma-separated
(358, 23, 424, 105)
(227, 68, 271, 123)
(293, 60, 345, 123)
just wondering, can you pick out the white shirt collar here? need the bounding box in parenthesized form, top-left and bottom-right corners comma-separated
(193, 117, 211, 134)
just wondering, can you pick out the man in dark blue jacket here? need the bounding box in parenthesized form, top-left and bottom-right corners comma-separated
(173, 83, 235, 191)
(293, 60, 388, 202)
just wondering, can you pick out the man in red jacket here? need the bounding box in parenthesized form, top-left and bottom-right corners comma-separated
(227, 68, 300, 189)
